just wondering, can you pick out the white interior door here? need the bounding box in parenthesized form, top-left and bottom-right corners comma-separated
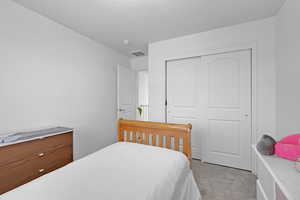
(137, 70, 149, 121)
(167, 57, 203, 159)
(167, 50, 252, 170)
(202, 50, 251, 170)
(117, 65, 136, 120)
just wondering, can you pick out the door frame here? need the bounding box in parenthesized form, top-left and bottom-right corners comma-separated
(136, 69, 149, 121)
(164, 43, 257, 172)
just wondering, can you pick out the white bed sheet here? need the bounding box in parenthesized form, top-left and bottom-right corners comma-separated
(1, 142, 201, 200)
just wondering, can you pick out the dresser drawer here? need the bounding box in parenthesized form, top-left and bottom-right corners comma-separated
(0, 132, 72, 167)
(0, 146, 72, 194)
(35, 145, 73, 173)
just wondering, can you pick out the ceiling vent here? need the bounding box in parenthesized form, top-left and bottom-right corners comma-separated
(131, 50, 145, 57)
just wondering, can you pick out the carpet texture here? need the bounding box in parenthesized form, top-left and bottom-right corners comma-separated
(191, 159, 256, 200)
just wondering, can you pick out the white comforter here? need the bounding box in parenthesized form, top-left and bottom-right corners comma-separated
(1, 142, 201, 200)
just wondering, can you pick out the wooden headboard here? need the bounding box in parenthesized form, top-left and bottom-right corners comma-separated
(118, 119, 192, 160)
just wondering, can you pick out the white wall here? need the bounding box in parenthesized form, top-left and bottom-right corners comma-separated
(276, 1, 300, 139)
(0, 0, 129, 159)
(149, 18, 277, 143)
(130, 56, 148, 71)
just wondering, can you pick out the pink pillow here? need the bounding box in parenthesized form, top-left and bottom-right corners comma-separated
(275, 134, 300, 161)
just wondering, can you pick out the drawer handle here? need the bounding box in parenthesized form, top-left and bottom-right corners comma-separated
(38, 153, 45, 157)
(38, 169, 45, 173)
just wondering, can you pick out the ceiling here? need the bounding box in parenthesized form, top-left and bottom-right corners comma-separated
(12, 0, 285, 56)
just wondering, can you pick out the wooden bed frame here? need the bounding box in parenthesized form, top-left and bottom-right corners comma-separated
(118, 119, 192, 160)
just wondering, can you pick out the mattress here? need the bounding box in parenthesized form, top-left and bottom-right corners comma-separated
(1, 142, 201, 200)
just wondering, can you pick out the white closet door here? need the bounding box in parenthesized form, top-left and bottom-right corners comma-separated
(167, 57, 203, 159)
(202, 50, 251, 170)
(167, 50, 251, 170)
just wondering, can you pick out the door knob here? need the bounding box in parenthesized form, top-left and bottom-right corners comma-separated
(38, 153, 45, 157)
(244, 113, 249, 117)
(118, 109, 125, 112)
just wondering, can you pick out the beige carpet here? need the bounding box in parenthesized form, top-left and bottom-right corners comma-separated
(191, 159, 256, 200)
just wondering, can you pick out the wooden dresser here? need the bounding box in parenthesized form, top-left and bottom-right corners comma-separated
(0, 127, 73, 195)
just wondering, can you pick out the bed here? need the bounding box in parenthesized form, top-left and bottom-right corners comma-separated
(1, 119, 201, 200)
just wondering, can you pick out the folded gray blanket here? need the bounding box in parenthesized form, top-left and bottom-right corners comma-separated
(2, 135, 21, 143)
